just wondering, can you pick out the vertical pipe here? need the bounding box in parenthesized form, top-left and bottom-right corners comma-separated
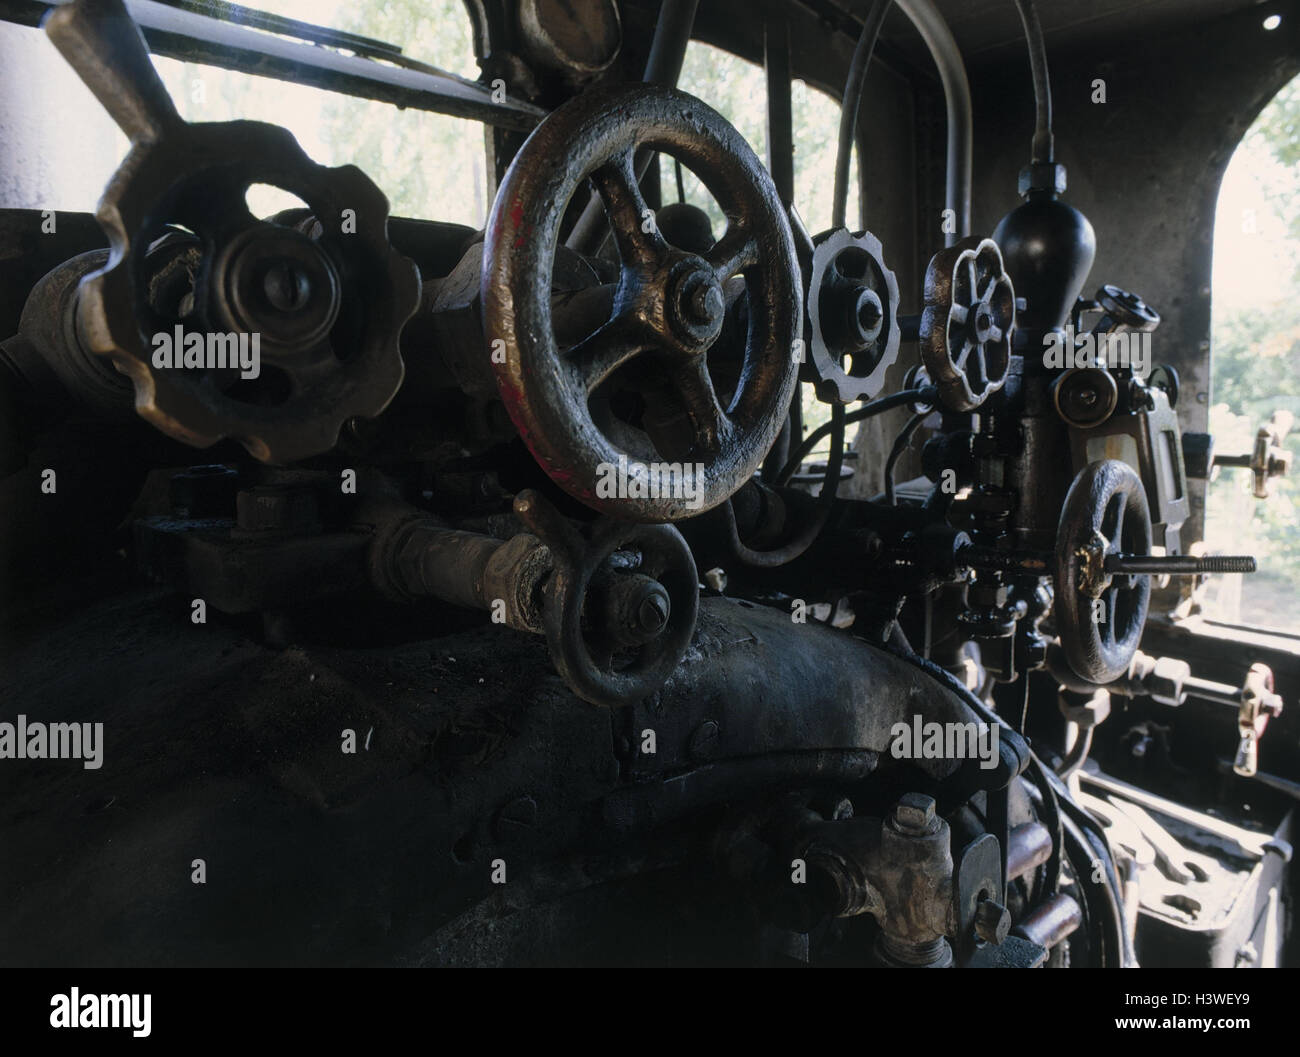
(565, 0, 700, 252)
(764, 18, 794, 207)
(891, 0, 972, 244)
(832, 0, 891, 231)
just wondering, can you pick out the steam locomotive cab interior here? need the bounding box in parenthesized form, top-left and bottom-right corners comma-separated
(1, 0, 1298, 968)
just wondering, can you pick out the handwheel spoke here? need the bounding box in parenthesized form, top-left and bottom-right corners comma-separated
(566, 314, 648, 393)
(706, 224, 757, 282)
(1106, 490, 1129, 550)
(589, 150, 667, 269)
(670, 357, 731, 457)
(955, 339, 973, 371)
(1103, 587, 1120, 646)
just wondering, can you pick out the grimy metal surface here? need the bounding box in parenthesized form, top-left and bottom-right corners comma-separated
(0, 591, 979, 964)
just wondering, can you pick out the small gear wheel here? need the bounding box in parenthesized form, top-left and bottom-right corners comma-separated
(804, 229, 900, 404)
(919, 237, 1015, 412)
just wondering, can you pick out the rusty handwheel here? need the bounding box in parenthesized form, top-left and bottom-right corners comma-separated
(1054, 460, 1153, 684)
(805, 229, 900, 404)
(45, 0, 420, 464)
(484, 83, 801, 522)
(514, 490, 698, 707)
(919, 237, 1015, 412)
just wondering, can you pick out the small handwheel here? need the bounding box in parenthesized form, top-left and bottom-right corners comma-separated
(515, 490, 698, 707)
(47, 0, 420, 464)
(1096, 284, 1159, 333)
(805, 229, 900, 404)
(484, 83, 801, 522)
(1054, 460, 1153, 684)
(919, 237, 1015, 412)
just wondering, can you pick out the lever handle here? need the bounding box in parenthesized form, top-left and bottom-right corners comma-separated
(44, 0, 182, 143)
(1234, 730, 1258, 778)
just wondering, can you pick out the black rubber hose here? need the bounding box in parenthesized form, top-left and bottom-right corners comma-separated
(832, 0, 892, 230)
(776, 386, 936, 486)
(726, 402, 845, 567)
(1013, 0, 1054, 164)
(884, 410, 926, 505)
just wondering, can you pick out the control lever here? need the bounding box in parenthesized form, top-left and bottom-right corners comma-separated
(1213, 410, 1293, 499)
(1047, 645, 1284, 776)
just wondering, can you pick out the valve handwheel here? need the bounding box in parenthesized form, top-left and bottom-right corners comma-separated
(46, 0, 420, 464)
(805, 229, 900, 404)
(1054, 460, 1153, 684)
(484, 83, 801, 522)
(919, 237, 1016, 412)
(515, 490, 698, 708)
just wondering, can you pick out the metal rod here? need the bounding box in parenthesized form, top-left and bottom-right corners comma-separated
(643, 0, 700, 87)
(1104, 554, 1256, 575)
(39, 0, 545, 130)
(960, 547, 1256, 577)
(564, 0, 699, 253)
(764, 18, 794, 207)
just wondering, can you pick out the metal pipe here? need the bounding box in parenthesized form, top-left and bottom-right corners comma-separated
(1007, 821, 1053, 881)
(832, 0, 891, 230)
(1012, 0, 1054, 164)
(642, 0, 700, 87)
(764, 18, 795, 206)
(1012, 891, 1081, 949)
(891, 0, 972, 244)
(564, 0, 699, 253)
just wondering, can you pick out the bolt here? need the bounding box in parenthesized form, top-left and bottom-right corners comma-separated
(849, 288, 884, 345)
(493, 795, 537, 840)
(688, 720, 720, 761)
(892, 792, 937, 835)
(974, 898, 1011, 945)
(688, 280, 724, 325)
(637, 589, 670, 635)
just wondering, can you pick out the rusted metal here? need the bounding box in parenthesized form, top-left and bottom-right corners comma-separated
(514, 489, 698, 707)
